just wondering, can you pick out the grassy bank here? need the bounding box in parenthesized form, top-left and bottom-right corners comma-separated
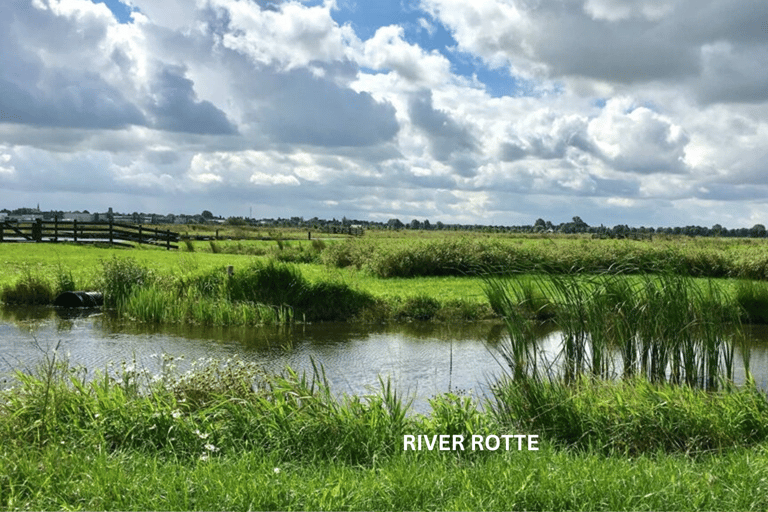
(3, 353, 768, 510)
(5, 235, 768, 325)
(0, 244, 494, 323)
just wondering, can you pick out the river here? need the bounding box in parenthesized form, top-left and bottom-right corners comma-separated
(3, 306, 768, 413)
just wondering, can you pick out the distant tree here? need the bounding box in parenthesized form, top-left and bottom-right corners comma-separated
(751, 224, 766, 238)
(409, 219, 421, 230)
(387, 218, 404, 230)
(201, 210, 214, 220)
(226, 216, 248, 226)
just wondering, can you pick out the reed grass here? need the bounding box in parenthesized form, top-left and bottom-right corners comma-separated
(485, 272, 748, 389)
(323, 236, 768, 280)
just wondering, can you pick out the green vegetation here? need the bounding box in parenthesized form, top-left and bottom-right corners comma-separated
(323, 235, 768, 279)
(2, 350, 768, 510)
(5, 233, 768, 326)
(485, 272, 747, 387)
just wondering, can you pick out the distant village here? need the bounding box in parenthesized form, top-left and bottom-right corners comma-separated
(0, 206, 215, 225)
(2, 206, 767, 239)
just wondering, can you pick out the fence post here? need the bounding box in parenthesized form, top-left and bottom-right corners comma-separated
(54, 215, 58, 241)
(0, 221, 4, 242)
(138, 224, 142, 245)
(166, 228, 171, 250)
(32, 218, 43, 242)
(73, 219, 78, 242)
(109, 219, 113, 245)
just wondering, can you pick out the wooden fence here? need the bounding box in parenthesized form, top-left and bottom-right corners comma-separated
(0, 219, 179, 250)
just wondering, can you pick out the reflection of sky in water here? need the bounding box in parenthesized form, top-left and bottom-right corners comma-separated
(3, 307, 768, 414)
(0, 308, 509, 413)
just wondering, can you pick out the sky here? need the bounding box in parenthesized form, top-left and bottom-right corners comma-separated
(1, 0, 767, 228)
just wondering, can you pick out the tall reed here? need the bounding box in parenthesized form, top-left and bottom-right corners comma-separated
(485, 272, 747, 390)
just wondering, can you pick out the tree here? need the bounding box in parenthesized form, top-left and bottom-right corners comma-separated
(751, 224, 766, 238)
(201, 210, 214, 220)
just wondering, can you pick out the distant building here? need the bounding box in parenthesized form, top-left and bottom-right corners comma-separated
(62, 212, 95, 222)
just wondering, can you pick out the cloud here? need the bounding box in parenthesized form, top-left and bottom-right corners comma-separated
(256, 66, 400, 147)
(420, 0, 768, 103)
(587, 98, 690, 174)
(408, 89, 478, 175)
(147, 66, 237, 135)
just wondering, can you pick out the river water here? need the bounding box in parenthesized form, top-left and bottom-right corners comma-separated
(3, 306, 768, 413)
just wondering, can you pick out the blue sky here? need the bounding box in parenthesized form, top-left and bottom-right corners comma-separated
(1, 0, 768, 227)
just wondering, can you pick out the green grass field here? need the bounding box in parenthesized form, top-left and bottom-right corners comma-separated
(4, 232, 768, 324)
(5, 233, 768, 509)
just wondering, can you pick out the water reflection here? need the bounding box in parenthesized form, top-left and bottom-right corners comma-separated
(3, 306, 768, 413)
(0, 306, 511, 413)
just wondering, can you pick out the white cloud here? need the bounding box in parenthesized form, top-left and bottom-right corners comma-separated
(587, 97, 689, 174)
(357, 25, 452, 86)
(0, 0, 767, 228)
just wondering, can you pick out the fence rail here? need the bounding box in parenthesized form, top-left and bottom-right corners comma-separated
(0, 219, 179, 250)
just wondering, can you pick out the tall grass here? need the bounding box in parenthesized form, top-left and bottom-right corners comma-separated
(323, 236, 768, 280)
(6, 352, 768, 509)
(490, 376, 768, 455)
(99, 258, 374, 324)
(485, 272, 748, 389)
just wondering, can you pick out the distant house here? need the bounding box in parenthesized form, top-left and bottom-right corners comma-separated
(62, 212, 95, 222)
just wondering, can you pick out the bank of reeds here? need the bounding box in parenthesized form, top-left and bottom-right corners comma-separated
(1, 264, 77, 306)
(485, 272, 748, 388)
(490, 376, 768, 456)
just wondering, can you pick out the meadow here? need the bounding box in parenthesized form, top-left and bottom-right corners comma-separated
(4, 230, 768, 509)
(3, 230, 768, 325)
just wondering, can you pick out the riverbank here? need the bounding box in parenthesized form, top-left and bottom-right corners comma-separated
(2, 355, 768, 510)
(4, 234, 768, 325)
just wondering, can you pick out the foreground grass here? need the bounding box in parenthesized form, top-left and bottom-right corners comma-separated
(3, 355, 768, 511)
(7, 442, 768, 510)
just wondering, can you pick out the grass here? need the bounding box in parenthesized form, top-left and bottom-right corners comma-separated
(322, 235, 768, 279)
(485, 272, 748, 388)
(3, 353, 768, 510)
(5, 235, 768, 326)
